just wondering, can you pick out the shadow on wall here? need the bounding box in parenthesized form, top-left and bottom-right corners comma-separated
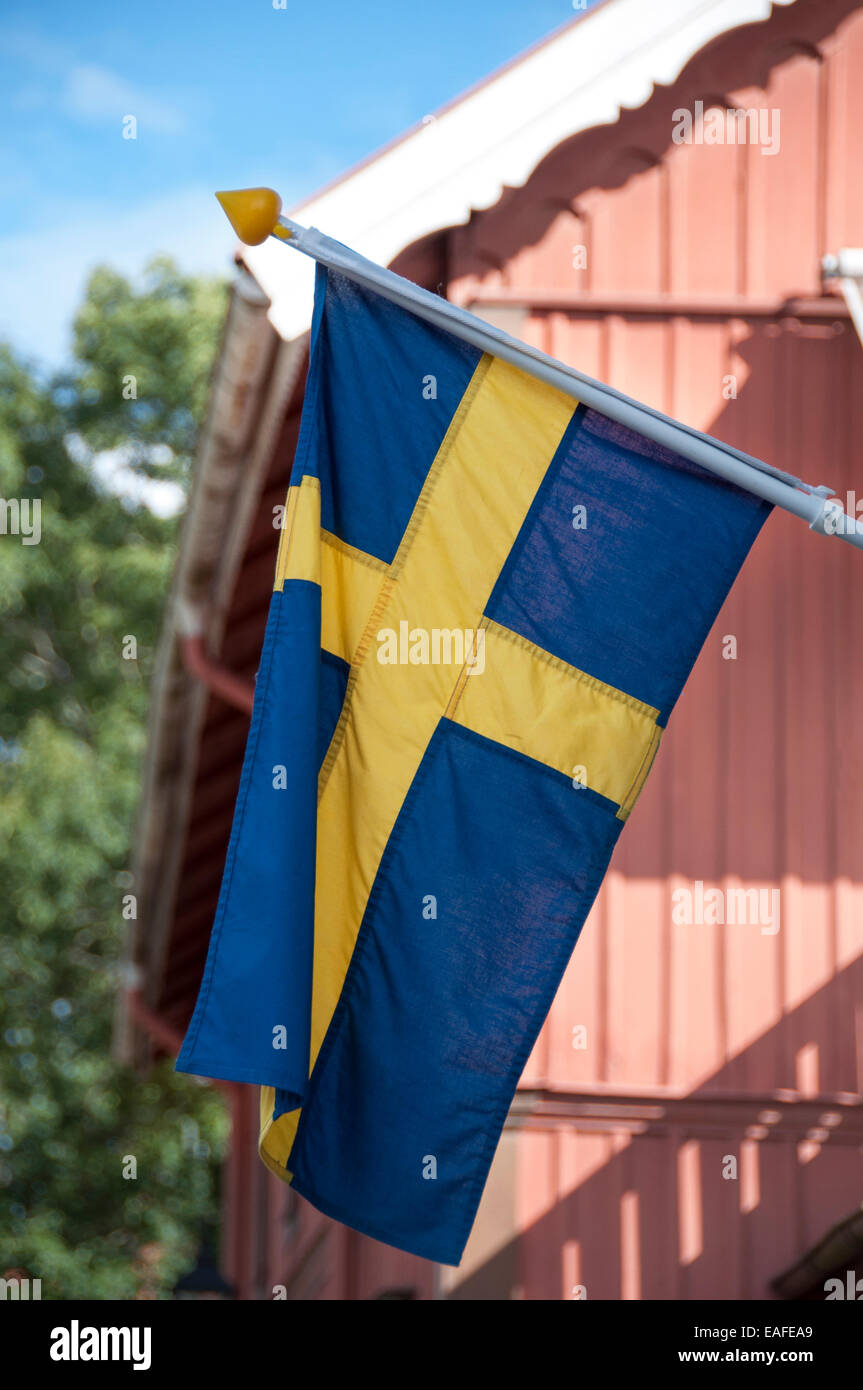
(614, 311, 863, 883)
(450, 953, 863, 1300)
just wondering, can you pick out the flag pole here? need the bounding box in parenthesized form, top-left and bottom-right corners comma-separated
(216, 188, 863, 552)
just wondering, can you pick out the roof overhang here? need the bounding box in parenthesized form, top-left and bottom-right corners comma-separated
(244, 0, 799, 341)
(115, 267, 307, 1060)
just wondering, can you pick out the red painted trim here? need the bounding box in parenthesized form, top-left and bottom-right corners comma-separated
(181, 634, 255, 716)
(126, 989, 185, 1053)
(463, 289, 851, 318)
(126, 990, 236, 1097)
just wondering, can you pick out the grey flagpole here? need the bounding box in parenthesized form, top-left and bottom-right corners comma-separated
(264, 206, 863, 552)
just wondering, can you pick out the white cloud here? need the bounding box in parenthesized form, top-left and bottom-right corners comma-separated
(64, 64, 186, 135)
(0, 186, 232, 368)
(0, 34, 189, 134)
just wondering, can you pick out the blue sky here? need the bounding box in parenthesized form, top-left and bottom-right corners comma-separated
(0, 0, 595, 368)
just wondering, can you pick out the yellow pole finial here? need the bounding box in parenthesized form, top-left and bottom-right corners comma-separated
(215, 187, 283, 245)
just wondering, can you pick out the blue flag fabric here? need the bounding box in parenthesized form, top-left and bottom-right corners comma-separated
(176, 265, 770, 1265)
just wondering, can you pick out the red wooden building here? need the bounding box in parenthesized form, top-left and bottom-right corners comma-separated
(122, 0, 863, 1299)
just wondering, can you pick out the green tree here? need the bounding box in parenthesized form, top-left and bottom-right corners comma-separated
(65, 257, 226, 485)
(0, 260, 231, 1299)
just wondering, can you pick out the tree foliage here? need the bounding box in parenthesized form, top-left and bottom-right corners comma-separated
(0, 260, 231, 1298)
(64, 257, 226, 484)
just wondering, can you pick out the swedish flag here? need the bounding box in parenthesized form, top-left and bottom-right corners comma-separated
(177, 265, 769, 1265)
